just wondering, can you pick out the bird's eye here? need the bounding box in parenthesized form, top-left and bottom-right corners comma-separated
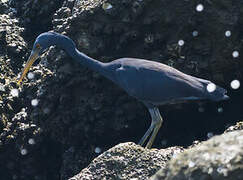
(36, 43, 41, 49)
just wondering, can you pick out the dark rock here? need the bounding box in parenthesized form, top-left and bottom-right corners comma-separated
(9, 0, 65, 35)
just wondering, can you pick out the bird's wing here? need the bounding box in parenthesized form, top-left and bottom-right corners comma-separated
(114, 58, 208, 105)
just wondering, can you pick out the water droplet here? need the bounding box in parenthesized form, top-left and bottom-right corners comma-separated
(27, 72, 35, 80)
(161, 139, 167, 146)
(10, 89, 19, 97)
(102, 2, 113, 10)
(192, 30, 198, 37)
(20, 148, 28, 155)
(207, 132, 214, 138)
(218, 107, 223, 113)
(94, 147, 102, 154)
(232, 51, 239, 58)
(188, 161, 195, 168)
(178, 40, 185, 46)
(12, 175, 18, 180)
(198, 107, 204, 112)
(225, 30, 231, 37)
(31, 99, 39, 107)
(28, 138, 35, 145)
(196, 4, 204, 12)
(207, 83, 216, 93)
(230, 80, 240, 89)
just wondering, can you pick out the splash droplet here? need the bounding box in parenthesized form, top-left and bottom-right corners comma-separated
(94, 147, 102, 154)
(230, 80, 240, 89)
(27, 72, 35, 80)
(31, 99, 39, 107)
(192, 30, 198, 37)
(207, 132, 213, 138)
(196, 4, 204, 12)
(225, 30, 231, 37)
(207, 83, 216, 93)
(178, 40, 185, 46)
(218, 107, 223, 113)
(28, 138, 35, 145)
(20, 148, 28, 155)
(198, 107, 204, 113)
(232, 51, 239, 58)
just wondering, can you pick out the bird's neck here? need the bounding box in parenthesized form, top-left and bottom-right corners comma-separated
(72, 48, 106, 74)
(56, 35, 113, 81)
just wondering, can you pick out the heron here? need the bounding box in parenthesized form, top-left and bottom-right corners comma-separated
(17, 32, 229, 148)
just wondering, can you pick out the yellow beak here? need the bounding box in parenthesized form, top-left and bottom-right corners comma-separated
(17, 49, 40, 85)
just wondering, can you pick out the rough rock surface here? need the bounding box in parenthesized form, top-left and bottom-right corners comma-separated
(0, 11, 60, 179)
(69, 142, 183, 180)
(151, 129, 243, 180)
(9, 0, 65, 33)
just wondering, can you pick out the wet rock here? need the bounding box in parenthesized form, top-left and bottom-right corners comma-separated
(151, 130, 243, 180)
(68, 142, 184, 180)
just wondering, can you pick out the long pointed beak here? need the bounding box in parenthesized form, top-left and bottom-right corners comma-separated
(17, 49, 40, 85)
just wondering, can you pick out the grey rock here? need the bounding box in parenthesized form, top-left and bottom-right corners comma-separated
(69, 142, 183, 180)
(151, 130, 243, 180)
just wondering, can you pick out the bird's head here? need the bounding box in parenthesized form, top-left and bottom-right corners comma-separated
(17, 32, 74, 85)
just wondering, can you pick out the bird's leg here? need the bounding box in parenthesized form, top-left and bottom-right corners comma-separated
(138, 108, 157, 146)
(145, 107, 163, 148)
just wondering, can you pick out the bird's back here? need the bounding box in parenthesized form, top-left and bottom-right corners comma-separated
(108, 58, 227, 106)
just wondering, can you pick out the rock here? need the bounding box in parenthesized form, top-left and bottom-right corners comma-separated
(69, 142, 184, 180)
(151, 130, 243, 180)
(9, 0, 65, 32)
(224, 121, 243, 133)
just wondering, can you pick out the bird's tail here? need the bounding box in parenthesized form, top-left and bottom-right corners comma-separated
(197, 77, 229, 101)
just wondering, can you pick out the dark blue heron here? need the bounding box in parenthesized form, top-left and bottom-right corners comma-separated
(18, 32, 229, 148)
